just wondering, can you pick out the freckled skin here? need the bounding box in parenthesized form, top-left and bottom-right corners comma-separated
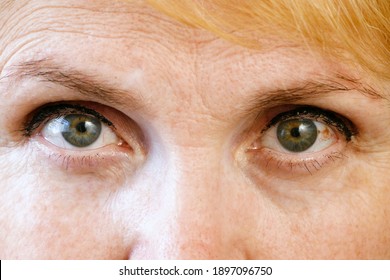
(0, 0, 390, 259)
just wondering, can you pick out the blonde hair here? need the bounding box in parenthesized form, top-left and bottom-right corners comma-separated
(146, 0, 390, 80)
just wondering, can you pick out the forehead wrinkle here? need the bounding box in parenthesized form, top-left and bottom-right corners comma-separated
(2, 58, 144, 111)
(0, 0, 14, 11)
(0, 0, 207, 45)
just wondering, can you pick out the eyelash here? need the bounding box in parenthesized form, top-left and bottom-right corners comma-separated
(263, 106, 357, 140)
(23, 103, 114, 137)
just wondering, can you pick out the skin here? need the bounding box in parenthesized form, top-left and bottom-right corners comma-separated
(0, 0, 390, 259)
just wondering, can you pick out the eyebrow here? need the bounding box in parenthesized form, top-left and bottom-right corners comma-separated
(2, 58, 143, 110)
(242, 75, 384, 116)
(2, 58, 385, 116)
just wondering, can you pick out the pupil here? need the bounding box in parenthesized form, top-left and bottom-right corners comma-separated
(290, 127, 300, 138)
(76, 122, 87, 133)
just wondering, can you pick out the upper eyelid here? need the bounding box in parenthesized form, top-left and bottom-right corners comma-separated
(23, 104, 114, 137)
(261, 106, 357, 141)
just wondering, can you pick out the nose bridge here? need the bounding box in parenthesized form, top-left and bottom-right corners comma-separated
(129, 146, 244, 259)
(175, 148, 224, 251)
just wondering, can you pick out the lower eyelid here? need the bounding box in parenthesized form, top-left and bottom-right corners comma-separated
(245, 139, 348, 177)
(30, 136, 135, 172)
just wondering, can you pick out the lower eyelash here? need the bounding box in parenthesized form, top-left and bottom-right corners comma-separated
(41, 149, 132, 186)
(30, 136, 131, 172)
(246, 148, 348, 176)
(47, 150, 119, 171)
(52, 154, 97, 170)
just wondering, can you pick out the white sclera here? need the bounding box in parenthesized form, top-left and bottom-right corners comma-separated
(41, 116, 120, 150)
(262, 120, 337, 153)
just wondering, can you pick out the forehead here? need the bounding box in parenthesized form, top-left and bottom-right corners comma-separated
(1, 0, 219, 53)
(2, 1, 335, 72)
(0, 0, 316, 62)
(0, 0, 359, 121)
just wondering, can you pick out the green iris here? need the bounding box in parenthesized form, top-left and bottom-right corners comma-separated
(61, 114, 102, 147)
(276, 119, 317, 152)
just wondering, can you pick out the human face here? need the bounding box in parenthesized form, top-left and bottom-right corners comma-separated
(0, 0, 389, 259)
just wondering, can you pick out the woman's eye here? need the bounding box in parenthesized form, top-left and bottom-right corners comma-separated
(22, 103, 128, 152)
(23, 103, 145, 171)
(41, 113, 121, 150)
(257, 107, 354, 155)
(268, 118, 335, 153)
(244, 106, 356, 176)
